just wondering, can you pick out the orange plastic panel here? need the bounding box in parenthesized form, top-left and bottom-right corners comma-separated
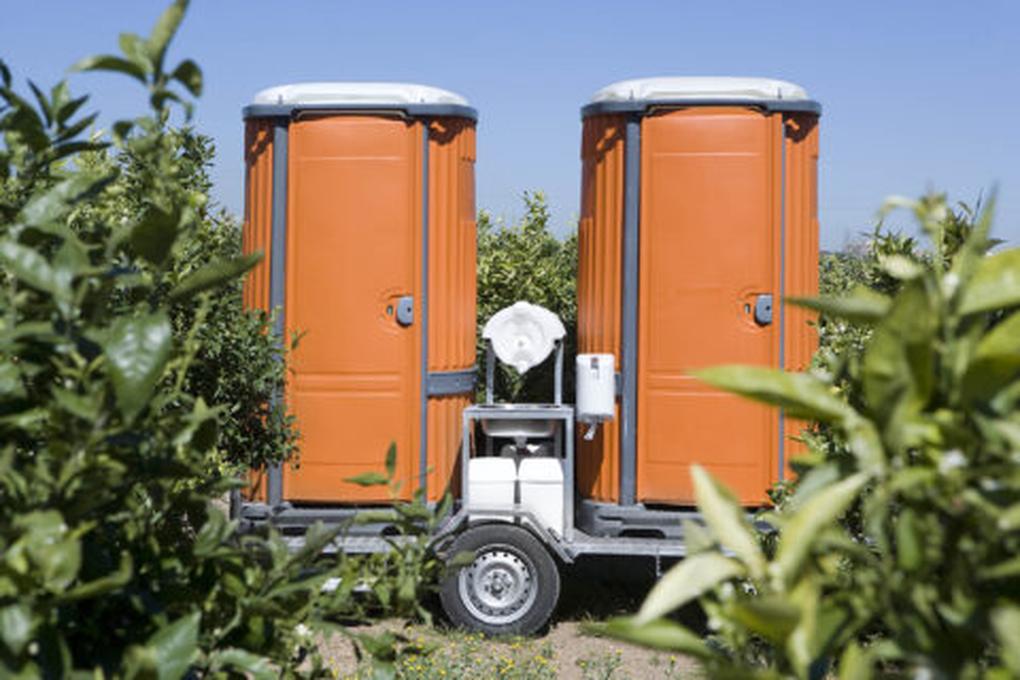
(283, 116, 422, 503)
(576, 115, 626, 502)
(781, 114, 821, 470)
(636, 108, 782, 505)
(241, 118, 274, 502)
(425, 118, 477, 501)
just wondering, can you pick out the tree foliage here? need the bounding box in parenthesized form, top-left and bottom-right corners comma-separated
(600, 194, 1020, 678)
(0, 3, 437, 677)
(476, 192, 577, 402)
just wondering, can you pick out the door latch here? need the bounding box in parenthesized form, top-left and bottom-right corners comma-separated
(395, 295, 414, 327)
(754, 294, 773, 326)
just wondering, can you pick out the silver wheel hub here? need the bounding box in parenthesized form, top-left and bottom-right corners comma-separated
(459, 546, 538, 625)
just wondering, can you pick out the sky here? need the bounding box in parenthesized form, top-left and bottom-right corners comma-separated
(2, 1, 1018, 250)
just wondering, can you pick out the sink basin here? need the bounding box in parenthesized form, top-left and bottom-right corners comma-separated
(480, 419, 557, 438)
(473, 404, 559, 438)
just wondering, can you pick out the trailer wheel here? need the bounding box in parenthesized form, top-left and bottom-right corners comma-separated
(440, 524, 560, 636)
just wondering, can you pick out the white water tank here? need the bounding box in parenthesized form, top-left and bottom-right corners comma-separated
(576, 353, 615, 421)
(467, 458, 516, 513)
(518, 458, 564, 537)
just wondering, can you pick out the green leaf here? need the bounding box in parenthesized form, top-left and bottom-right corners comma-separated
(148, 611, 200, 680)
(28, 80, 53, 126)
(774, 473, 868, 585)
(51, 387, 100, 422)
(991, 606, 1020, 675)
(959, 248, 1020, 315)
(635, 552, 743, 624)
(0, 363, 26, 399)
(589, 617, 713, 657)
(118, 32, 153, 74)
(790, 287, 891, 322)
(894, 508, 922, 572)
(0, 240, 72, 302)
(71, 54, 147, 83)
(146, 0, 189, 70)
(837, 643, 873, 680)
(13, 511, 82, 592)
(999, 503, 1020, 532)
(861, 280, 936, 438)
(210, 648, 275, 680)
(384, 442, 397, 480)
(170, 59, 202, 96)
(785, 463, 841, 511)
(681, 518, 715, 554)
(345, 471, 389, 487)
(962, 310, 1020, 401)
(60, 552, 133, 602)
(0, 604, 34, 656)
(979, 556, 1020, 581)
(878, 254, 923, 280)
(130, 204, 179, 265)
(691, 465, 766, 579)
(168, 252, 261, 300)
(729, 597, 801, 644)
(696, 365, 852, 423)
(103, 312, 173, 421)
(56, 93, 89, 125)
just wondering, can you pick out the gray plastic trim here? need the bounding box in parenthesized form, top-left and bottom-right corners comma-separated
(777, 121, 788, 480)
(426, 368, 477, 396)
(267, 120, 289, 507)
(243, 102, 477, 121)
(419, 122, 430, 494)
(620, 117, 641, 506)
(582, 98, 821, 119)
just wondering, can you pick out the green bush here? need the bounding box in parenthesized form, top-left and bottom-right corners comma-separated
(70, 126, 298, 477)
(0, 3, 437, 676)
(600, 194, 1020, 678)
(476, 192, 577, 402)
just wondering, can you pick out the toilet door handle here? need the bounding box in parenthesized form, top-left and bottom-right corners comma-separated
(395, 295, 414, 327)
(753, 294, 773, 326)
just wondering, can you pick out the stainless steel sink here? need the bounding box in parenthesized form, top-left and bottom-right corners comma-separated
(473, 404, 558, 438)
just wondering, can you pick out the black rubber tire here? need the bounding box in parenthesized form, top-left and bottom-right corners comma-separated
(439, 524, 560, 636)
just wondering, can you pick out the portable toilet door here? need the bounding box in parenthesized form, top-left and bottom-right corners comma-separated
(577, 77, 820, 506)
(242, 83, 477, 505)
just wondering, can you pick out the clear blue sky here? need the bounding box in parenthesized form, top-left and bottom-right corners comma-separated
(3, 1, 1018, 250)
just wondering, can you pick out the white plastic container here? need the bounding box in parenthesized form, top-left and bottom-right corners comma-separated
(576, 353, 615, 421)
(467, 458, 516, 513)
(518, 458, 564, 537)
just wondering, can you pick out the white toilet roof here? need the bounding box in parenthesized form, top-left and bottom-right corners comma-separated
(252, 82, 470, 107)
(244, 82, 476, 120)
(590, 77, 810, 103)
(583, 76, 820, 117)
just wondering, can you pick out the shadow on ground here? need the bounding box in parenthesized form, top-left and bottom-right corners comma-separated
(555, 555, 708, 632)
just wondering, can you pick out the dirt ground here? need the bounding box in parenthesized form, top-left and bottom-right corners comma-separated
(322, 556, 705, 679)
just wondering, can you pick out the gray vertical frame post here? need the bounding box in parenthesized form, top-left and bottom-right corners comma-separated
(267, 119, 289, 508)
(420, 120, 430, 495)
(485, 342, 495, 404)
(619, 116, 641, 506)
(776, 118, 788, 480)
(564, 415, 575, 541)
(553, 341, 564, 405)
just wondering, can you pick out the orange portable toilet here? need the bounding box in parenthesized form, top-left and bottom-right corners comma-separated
(241, 83, 477, 509)
(577, 78, 820, 517)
